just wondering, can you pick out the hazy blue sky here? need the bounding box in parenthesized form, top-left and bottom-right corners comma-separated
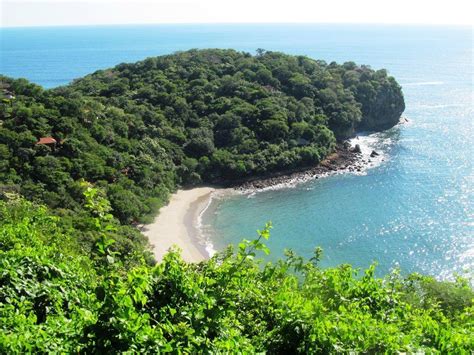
(2, 0, 473, 27)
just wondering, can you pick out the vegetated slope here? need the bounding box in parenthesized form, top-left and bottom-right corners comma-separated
(1, 50, 471, 353)
(0, 196, 472, 353)
(0, 49, 404, 225)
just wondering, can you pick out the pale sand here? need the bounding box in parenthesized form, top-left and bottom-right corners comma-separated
(141, 187, 216, 263)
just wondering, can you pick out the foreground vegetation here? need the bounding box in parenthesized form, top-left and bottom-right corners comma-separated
(1, 194, 472, 353)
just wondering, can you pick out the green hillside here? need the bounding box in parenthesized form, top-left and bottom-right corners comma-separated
(1, 49, 404, 226)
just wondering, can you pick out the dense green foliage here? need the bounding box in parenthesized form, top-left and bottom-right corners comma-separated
(0, 49, 404, 227)
(1, 197, 472, 353)
(5, 50, 465, 353)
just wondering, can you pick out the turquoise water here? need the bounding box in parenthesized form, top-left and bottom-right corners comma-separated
(1, 24, 472, 277)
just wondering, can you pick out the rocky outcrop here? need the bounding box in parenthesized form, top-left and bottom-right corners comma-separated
(332, 72, 405, 141)
(235, 143, 365, 191)
(352, 144, 362, 153)
(355, 77, 405, 132)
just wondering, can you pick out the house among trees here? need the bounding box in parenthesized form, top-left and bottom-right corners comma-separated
(0, 82, 15, 99)
(2, 91, 15, 100)
(36, 137, 57, 148)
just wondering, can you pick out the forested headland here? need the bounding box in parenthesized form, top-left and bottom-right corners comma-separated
(1, 49, 472, 352)
(0, 49, 404, 225)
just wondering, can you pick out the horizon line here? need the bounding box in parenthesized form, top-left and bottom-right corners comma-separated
(1, 21, 472, 29)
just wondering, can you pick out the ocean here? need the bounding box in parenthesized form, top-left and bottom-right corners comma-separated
(1, 24, 472, 278)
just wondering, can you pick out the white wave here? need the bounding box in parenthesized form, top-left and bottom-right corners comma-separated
(236, 170, 333, 195)
(204, 239, 216, 258)
(348, 132, 390, 174)
(402, 81, 444, 86)
(196, 191, 218, 258)
(234, 131, 393, 195)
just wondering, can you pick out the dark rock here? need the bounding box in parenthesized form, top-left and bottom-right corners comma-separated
(235, 142, 375, 191)
(370, 150, 379, 157)
(351, 144, 362, 153)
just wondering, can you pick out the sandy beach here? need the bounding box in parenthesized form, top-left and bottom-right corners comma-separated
(140, 140, 377, 263)
(141, 187, 216, 263)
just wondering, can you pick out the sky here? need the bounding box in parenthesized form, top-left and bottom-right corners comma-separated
(1, 0, 473, 27)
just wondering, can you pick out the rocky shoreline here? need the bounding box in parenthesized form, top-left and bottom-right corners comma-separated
(234, 143, 378, 192)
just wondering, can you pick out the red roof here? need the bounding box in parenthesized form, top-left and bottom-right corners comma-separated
(36, 137, 57, 145)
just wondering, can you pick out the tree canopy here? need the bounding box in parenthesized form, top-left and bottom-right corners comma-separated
(0, 49, 405, 225)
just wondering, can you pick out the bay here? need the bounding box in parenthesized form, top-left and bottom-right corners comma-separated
(1, 23, 472, 277)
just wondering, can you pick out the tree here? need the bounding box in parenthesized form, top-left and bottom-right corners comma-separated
(108, 184, 142, 223)
(259, 119, 289, 142)
(184, 128, 215, 157)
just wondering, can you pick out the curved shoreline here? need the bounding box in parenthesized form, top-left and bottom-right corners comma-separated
(234, 135, 387, 192)
(142, 132, 394, 263)
(141, 187, 217, 263)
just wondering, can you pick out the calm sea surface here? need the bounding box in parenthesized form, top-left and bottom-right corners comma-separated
(1, 24, 472, 278)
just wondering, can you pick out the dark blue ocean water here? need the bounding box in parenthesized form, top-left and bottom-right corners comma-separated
(1, 24, 472, 278)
